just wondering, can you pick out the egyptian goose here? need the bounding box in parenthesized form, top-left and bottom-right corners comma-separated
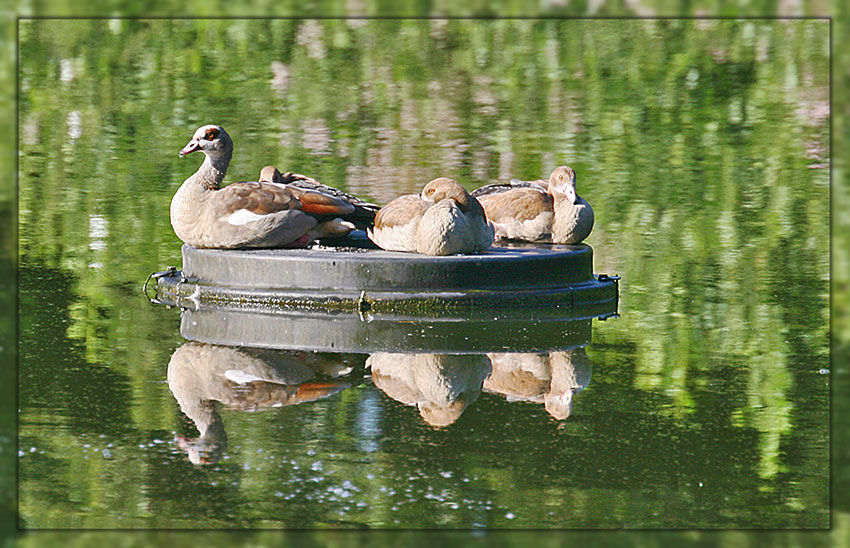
(367, 177, 494, 255)
(472, 166, 594, 244)
(172, 124, 363, 249)
(367, 352, 492, 427)
(168, 342, 353, 464)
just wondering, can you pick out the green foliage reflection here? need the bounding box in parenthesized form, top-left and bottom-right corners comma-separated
(16, 18, 829, 530)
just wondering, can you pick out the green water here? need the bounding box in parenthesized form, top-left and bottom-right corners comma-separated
(17, 18, 829, 529)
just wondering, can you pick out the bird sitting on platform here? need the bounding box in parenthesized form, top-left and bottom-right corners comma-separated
(171, 124, 371, 249)
(471, 166, 594, 244)
(367, 177, 494, 256)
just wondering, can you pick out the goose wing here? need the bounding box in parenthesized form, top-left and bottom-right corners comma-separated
(373, 194, 430, 229)
(281, 172, 380, 211)
(261, 167, 378, 228)
(476, 186, 552, 222)
(471, 179, 548, 198)
(214, 181, 355, 223)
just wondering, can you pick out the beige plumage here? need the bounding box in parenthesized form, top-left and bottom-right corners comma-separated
(368, 177, 494, 255)
(367, 352, 492, 427)
(171, 125, 363, 249)
(482, 347, 592, 420)
(472, 166, 594, 244)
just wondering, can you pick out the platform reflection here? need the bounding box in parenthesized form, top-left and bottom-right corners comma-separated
(166, 299, 604, 464)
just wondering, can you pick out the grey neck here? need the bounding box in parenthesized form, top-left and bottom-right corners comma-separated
(194, 151, 231, 190)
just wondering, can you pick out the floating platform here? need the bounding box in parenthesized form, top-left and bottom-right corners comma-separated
(150, 236, 618, 353)
(152, 237, 619, 320)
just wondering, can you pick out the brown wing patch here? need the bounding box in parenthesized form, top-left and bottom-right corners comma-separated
(282, 172, 381, 212)
(216, 182, 301, 216)
(479, 187, 552, 223)
(297, 190, 356, 216)
(374, 195, 429, 229)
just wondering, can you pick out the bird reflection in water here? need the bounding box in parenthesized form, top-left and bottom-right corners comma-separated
(367, 353, 492, 428)
(167, 342, 363, 465)
(483, 347, 592, 420)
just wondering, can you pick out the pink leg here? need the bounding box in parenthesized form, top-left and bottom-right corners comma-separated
(283, 233, 312, 248)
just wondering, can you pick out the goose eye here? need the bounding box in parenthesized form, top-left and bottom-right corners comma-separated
(204, 129, 219, 141)
(427, 188, 435, 194)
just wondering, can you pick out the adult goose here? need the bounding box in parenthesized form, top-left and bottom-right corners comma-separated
(367, 177, 494, 256)
(172, 124, 364, 249)
(471, 166, 594, 244)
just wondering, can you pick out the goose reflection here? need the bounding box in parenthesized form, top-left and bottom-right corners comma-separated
(483, 347, 592, 420)
(367, 352, 492, 428)
(167, 342, 362, 465)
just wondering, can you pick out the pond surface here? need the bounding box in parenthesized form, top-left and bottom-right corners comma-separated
(17, 19, 829, 529)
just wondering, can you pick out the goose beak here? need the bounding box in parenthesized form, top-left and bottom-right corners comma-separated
(179, 140, 200, 157)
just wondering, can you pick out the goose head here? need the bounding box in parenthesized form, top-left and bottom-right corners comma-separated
(259, 165, 283, 183)
(179, 124, 233, 162)
(421, 177, 473, 211)
(548, 166, 578, 204)
(544, 390, 573, 420)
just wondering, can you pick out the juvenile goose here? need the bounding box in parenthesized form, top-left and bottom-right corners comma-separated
(171, 124, 362, 249)
(258, 165, 379, 230)
(367, 177, 494, 255)
(472, 166, 594, 244)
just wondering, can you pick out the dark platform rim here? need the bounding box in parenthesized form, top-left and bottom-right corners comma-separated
(179, 242, 598, 292)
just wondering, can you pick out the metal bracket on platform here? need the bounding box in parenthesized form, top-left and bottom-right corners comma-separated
(596, 275, 620, 320)
(357, 290, 374, 322)
(143, 266, 180, 304)
(597, 274, 621, 283)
